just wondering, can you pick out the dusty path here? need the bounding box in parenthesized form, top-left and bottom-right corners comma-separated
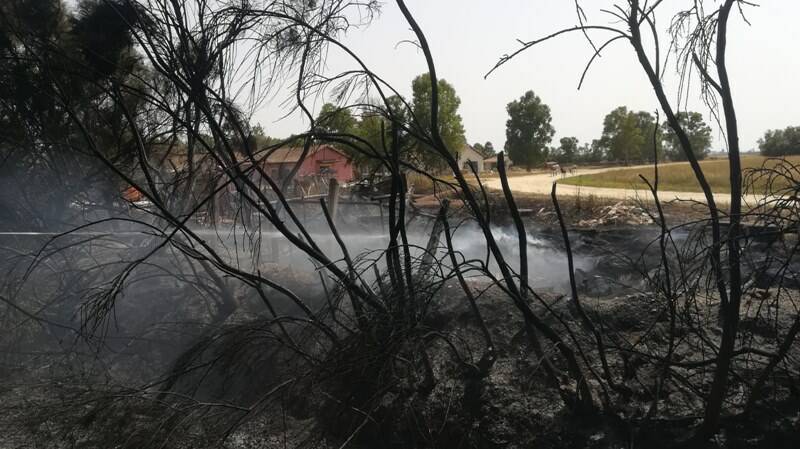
(483, 164, 758, 206)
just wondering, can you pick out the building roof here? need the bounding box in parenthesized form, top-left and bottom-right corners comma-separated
(484, 154, 511, 164)
(262, 144, 350, 164)
(457, 144, 483, 161)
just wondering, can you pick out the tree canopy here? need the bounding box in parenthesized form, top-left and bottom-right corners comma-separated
(504, 90, 554, 170)
(411, 73, 465, 169)
(472, 141, 496, 158)
(341, 95, 413, 173)
(661, 111, 713, 161)
(315, 103, 358, 136)
(633, 111, 662, 162)
(0, 0, 143, 227)
(758, 125, 800, 156)
(483, 141, 495, 156)
(599, 107, 644, 165)
(553, 136, 579, 163)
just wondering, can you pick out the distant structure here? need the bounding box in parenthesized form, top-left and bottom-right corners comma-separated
(262, 144, 355, 183)
(455, 144, 485, 173)
(483, 154, 510, 171)
(142, 143, 355, 185)
(545, 161, 559, 176)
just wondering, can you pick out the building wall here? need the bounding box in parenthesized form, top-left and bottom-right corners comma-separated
(484, 158, 510, 171)
(264, 146, 354, 183)
(458, 147, 485, 173)
(298, 146, 355, 182)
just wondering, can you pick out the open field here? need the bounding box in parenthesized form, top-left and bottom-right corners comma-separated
(482, 164, 740, 205)
(559, 155, 800, 193)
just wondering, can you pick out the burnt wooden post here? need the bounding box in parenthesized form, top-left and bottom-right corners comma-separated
(378, 199, 385, 231)
(300, 180, 307, 222)
(327, 178, 340, 224)
(418, 200, 448, 278)
(270, 230, 280, 262)
(326, 178, 341, 256)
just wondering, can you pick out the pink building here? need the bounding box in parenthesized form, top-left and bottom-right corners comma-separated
(262, 144, 355, 183)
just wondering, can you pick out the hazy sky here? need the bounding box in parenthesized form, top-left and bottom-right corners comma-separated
(253, 1, 800, 152)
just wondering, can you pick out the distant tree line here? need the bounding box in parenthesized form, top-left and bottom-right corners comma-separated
(539, 104, 714, 167)
(280, 84, 724, 172)
(273, 81, 798, 173)
(758, 126, 800, 156)
(0, 0, 144, 226)
(481, 88, 717, 171)
(308, 72, 472, 173)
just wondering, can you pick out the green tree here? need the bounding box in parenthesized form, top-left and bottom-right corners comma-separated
(72, 0, 139, 80)
(600, 106, 644, 165)
(557, 136, 579, 163)
(661, 111, 713, 160)
(411, 73, 465, 169)
(0, 0, 143, 227)
(348, 96, 412, 173)
(504, 90, 555, 171)
(633, 111, 662, 162)
(316, 102, 357, 135)
(355, 113, 388, 162)
(246, 123, 282, 150)
(588, 140, 606, 163)
(758, 125, 800, 156)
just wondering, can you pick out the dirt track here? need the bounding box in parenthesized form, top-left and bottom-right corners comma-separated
(483, 165, 758, 206)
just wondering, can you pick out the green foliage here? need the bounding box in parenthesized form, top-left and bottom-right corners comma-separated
(758, 125, 800, 156)
(316, 103, 358, 135)
(661, 111, 712, 161)
(72, 0, 139, 80)
(0, 0, 144, 226)
(555, 136, 579, 163)
(355, 113, 388, 156)
(252, 123, 266, 136)
(504, 90, 554, 170)
(246, 123, 282, 150)
(411, 73, 465, 169)
(343, 95, 412, 174)
(600, 106, 644, 165)
(596, 108, 663, 163)
(591, 108, 709, 163)
(302, 97, 415, 175)
(583, 140, 606, 163)
(352, 112, 394, 174)
(633, 111, 662, 162)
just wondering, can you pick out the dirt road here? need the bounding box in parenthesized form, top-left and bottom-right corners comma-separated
(483, 165, 757, 206)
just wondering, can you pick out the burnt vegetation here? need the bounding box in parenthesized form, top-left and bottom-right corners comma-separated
(0, 0, 798, 448)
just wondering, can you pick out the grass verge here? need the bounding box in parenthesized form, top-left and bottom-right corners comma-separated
(559, 155, 800, 194)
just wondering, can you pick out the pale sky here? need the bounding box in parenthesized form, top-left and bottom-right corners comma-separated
(253, 1, 800, 153)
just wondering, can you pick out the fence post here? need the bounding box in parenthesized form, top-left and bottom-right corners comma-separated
(327, 178, 340, 224)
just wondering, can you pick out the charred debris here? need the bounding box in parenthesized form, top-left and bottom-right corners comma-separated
(1, 1, 799, 448)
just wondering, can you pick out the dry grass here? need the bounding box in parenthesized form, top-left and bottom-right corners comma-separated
(560, 155, 800, 193)
(408, 169, 496, 194)
(477, 167, 544, 179)
(406, 171, 438, 194)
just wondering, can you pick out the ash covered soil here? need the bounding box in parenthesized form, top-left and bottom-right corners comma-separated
(211, 279, 800, 449)
(2, 204, 799, 448)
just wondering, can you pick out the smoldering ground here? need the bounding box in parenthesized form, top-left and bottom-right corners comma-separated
(0, 201, 656, 391)
(3, 198, 792, 449)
